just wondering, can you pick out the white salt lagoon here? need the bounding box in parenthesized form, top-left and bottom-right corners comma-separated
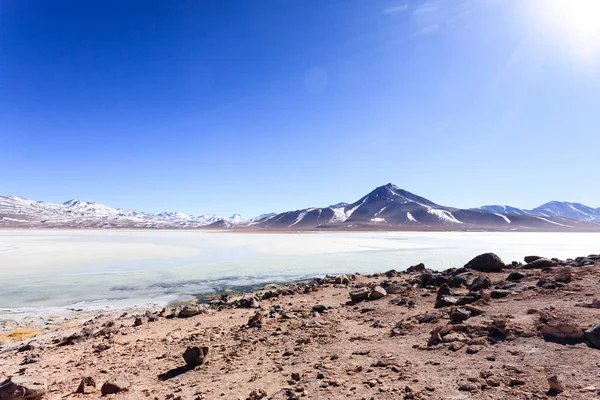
(0, 230, 598, 309)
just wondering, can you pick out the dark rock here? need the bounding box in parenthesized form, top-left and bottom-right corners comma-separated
(490, 289, 512, 299)
(450, 308, 471, 322)
(100, 374, 130, 396)
(455, 293, 482, 305)
(370, 286, 387, 300)
(17, 341, 40, 353)
(435, 295, 458, 308)
(506, 272, 526, 281)
(418, 312, 444, 324)
(390, 321, 408, 336)
(177, 304, 206, 318)
(75, 377, 96, 394)
(133, 316, 148, 327)
(584, 323, 600, 349)
(312, 305, 327, 313)
(547, 375, 564, 393)
(468, 276, 491, 291)
(247, 311, 263, 328)
(524, 255, 542, 263)
(183, 346, 210, 367)
(449, 272, 474, 288)
(464, 253, 504, 273)
(349, 287, 370, 302)
(58, 327, 94, 346)
(407, 263, 426, 273)
(0, 376, 46, 400)
(436, 284, 452, 299)
(20, 354, 40, 365)
(238, 296, 261, 309)
(523, 258, 556, 269)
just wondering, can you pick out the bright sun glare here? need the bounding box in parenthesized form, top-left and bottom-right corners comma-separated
(530, 0, 600, 59)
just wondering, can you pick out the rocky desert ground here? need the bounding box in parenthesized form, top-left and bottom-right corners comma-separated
(2, 252, 600, 400)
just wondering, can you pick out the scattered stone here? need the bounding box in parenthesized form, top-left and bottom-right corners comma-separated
(490, 289, 512, 299)
(509, 378, 526, 387)
(523, 258, 556, 269)
(468, 276, 491, 291)
(458, 381, 479, 392)
(183, 346, 210, 367)
(553, 268, 572, 283)
(524, 255, 542, 263)
(17, 341, 40, 353)
(312, 305, 327, 313)
(584, 323, 600, 348)
(76, 377, 96, 394)
(435, 295, 458, 308)
(466, 346, 482, 354)
(349, 287, 370, 302)
(541, 321, 584, 341)
(58, 327, 94, 346)
(370, 286, 387, 300)
(20, 354, 40, 365)
(450, 308, 471, 322)
(407, 263, 426, 273)
(417, 312, 444, 324)
(133, 316, 148, 327)
(100, 374, 130, 396)
(0, 376, 46, 400)
(178, 304, 207, 318)
(547, 375, 564, 393)
(247, 389, 267, 399)
(247, 311, 263, 328)
(391, 321, 408, 336)
(464, 253, 504, 273)
(506, 272, 526, 281)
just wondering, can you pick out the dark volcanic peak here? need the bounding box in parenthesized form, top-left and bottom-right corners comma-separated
(355, 183, 439, 208)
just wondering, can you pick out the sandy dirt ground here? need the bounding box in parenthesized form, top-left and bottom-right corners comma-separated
(1, 254, 600, 400)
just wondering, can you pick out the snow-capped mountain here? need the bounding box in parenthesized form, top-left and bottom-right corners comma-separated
(0, 195, 246, 228)
(478, 205, 532, 216)
(530, 201, 600, 222)
(1, 186, 598, 230)
(478, 201, 600, 223)
(254, 184, 595, 230)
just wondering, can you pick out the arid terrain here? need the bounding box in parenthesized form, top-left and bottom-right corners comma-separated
(2, 253, 600, 400)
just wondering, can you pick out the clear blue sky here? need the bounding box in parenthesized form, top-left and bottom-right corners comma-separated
(1, 0, 599, 217)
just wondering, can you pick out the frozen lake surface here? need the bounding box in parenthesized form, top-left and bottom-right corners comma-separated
(1, 230, 599, 309)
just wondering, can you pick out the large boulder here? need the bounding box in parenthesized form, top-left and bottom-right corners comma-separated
(0, 376, 46, 400)
(464, 253, 504, 273)
(584, 323, 600, 349)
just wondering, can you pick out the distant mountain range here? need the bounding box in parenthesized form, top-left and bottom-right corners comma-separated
(479, 202, 600, 223)
(0, 196, 249, 229)
(1, 184, 599, 230)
